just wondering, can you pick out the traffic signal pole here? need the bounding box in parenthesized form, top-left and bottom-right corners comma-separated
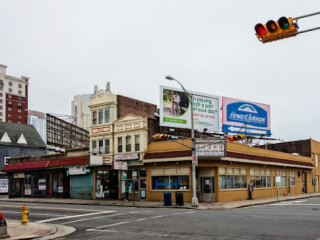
(165, 75, 199, 207)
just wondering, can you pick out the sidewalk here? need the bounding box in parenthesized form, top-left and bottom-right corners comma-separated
(0, 192, 319, 239)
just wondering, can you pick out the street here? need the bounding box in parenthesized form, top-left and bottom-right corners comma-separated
(1, 197, 320, 239)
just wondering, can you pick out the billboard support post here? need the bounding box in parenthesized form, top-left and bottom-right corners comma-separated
(165, 75, 199, 207)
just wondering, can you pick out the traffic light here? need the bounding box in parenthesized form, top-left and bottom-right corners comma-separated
(152, 133, 179, 141)
(228, 134, 245, 142)
(254, 16, 298, 43)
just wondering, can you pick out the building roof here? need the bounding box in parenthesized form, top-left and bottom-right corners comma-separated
(0, 122, 47, 149)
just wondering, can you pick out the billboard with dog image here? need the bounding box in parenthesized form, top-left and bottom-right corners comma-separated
(160, 86, 220, 132)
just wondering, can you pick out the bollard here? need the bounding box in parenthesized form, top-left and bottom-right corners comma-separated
(21, 205, 30, 225)
(0, 208, 10, 239)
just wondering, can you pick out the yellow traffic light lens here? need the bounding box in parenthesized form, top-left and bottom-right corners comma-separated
(266, 20, 277, 33)
(278, 17, 290, 30)
(254, 23, 266, 36)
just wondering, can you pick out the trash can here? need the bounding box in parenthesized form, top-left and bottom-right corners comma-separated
(164, 191, 172, 206)
(175, 192, 184, 206)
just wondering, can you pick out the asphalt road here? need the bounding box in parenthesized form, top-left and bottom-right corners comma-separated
(1, 197, 320, 240)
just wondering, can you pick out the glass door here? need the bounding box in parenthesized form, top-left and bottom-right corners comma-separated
(201, 177, 214, 202)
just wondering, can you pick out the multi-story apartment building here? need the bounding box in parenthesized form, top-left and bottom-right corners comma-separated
(0, 64, 29, 124)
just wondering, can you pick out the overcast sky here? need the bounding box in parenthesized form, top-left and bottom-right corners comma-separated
(1, 1, 320, 142)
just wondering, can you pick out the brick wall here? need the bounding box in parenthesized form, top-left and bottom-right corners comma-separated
(117, 95, 157, 120)
(264, 139, 311, 157)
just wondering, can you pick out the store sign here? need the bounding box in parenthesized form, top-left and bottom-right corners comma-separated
(114, 161, 128, 170)
(160, 85, 221, 132)
(0, 179, 8, 193)
(222, 97, 271, 136)
(14, 173, 25, 178)
(38, 179, 46, 190)
(114, 153, 139, 161)
(196, 139, 226, 157)
(69, 166, 87, 175)
(58, 187, 64, 193)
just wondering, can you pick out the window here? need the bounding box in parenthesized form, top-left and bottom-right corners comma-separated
(18, 97, 22, 100)
(118, 137, 123, 153)
(18, 109, 21, 113)
(135, 135, 140, 151)
(9, 88, 12, 93)
(18, 115, 21, 119)
(8, 95, 12, 99)
(273, 171, 287, 187)
(250, 169, 271, 188)
(0, 92, 2, 97)
(9, 82, 12, 86)
(104, 139, 110, 154)
(18, 90, 22, 95)
(121, 170, 140, 194)
(219, 167, 247, 190)
(0, 118, 3, 122)
(0, 106, 2, 110)
(104, 107, 110, 123)
(92, 111, 97, 125)
(4, 157, 9, 165)
(289, 171, 295, 187)
(18, 84, 22, 88)
(91, 140, 97, 154)
(98, 110, 103, 124)
(126, 136, 131, 152)
(152, 176, 189, 190)
(8, 107, 12, 111)
(8, 101, 12, 105)
(8, 114, 12, 118)
(316, 154, 319, 168)
(18, 103, 22, 107)
(98, 140, 103, 154)
(0, 112, 2, 116)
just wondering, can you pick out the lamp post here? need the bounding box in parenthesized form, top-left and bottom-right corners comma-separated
(165, 75, 199, 207)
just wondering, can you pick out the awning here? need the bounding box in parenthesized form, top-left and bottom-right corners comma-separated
(2, 160, 50, 172)
(2, 156, 90, 172)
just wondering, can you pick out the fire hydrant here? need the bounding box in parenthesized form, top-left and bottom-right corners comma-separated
(21, 205, 30, 225)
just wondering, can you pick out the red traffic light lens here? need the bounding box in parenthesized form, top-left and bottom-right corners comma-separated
(266, 20, 277, 33)
(228, 137, 234, 142)
(255, 23, 266, 36)
(278, 17, 289, 30)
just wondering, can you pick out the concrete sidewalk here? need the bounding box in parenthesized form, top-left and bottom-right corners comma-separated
(1, 220, 75, 240)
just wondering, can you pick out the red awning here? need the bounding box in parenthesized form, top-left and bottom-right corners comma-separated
(2, 160, 50, 172)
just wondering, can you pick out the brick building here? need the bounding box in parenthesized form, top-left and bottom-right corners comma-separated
(0, 64, 29, 124)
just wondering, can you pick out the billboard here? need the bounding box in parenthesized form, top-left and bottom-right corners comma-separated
(222, 97, 271, 136)
(160, 86, 220, 132)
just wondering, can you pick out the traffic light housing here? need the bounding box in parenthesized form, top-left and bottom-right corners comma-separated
(255, 16, 298, 43)
(152, 133, 179, 141)
(228, 134, 245, 142)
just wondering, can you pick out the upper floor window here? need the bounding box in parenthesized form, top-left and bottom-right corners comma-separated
(98, 110, 103, 124)
(18, 90, 22, 95)
(18, 115, 22, 119)
(18, 97, 22, 100)
(0, 93, 2, 97)
(8, 101, 12, 105)
(105, 139, 110, 154)
(8, 88, 12, 93)
(8, 95, 12, 99)
(135, 135, 140, 151)
(104, 107, 110, 123)
(8, 107, 12, 111)
(91, 140, 97, 154)
(99, 140, 104, 154)
(92, 111, 97, 125)
(9, 82, 12, 87)
(118, 137, 123, 153)
(18, 84, 22, 88)
(126, 136, 131, 152)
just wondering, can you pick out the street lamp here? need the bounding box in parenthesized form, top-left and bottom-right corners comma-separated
(165, 75, 199, 207)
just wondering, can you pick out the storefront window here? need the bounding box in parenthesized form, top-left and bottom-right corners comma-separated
(121, 170, 140, 193)
(219, 167, 247, 190)
(152, 176, 189, 190)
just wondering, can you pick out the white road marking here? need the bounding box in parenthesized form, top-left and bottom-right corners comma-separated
(61, 210, 153, 224)
(86, 229, 198, 238)
(87, 211, 194, 230)
(1, 211, 67, 217)
(37, 210, 116, 223)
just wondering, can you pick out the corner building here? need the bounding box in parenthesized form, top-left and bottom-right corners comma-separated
(144, 140, 314, 203)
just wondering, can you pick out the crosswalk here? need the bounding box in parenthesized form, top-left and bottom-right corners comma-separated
(270, 200, 320, 206)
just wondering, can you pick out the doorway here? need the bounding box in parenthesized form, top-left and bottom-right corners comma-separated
(201, 177, 214, 202)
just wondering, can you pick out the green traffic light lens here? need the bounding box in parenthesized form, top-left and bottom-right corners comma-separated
(278, 17, 289, 30)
